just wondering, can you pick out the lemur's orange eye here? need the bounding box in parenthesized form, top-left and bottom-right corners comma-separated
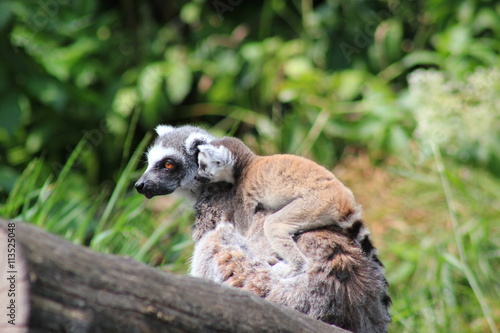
(165, 162, 174, 170)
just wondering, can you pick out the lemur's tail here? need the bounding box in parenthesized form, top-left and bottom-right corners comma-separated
(337, 206, 383, 268)
(195, 221, 391, 332)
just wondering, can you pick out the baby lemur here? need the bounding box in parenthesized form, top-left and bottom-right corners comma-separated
(196, 137, 362, 276)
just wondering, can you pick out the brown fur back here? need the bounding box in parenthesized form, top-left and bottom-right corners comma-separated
(242, 154, 356, 220)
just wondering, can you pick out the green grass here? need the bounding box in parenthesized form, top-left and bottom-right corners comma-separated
(0, 133, 498, 333)
(381, 147, 500, 333)
(0, 133, 194, 274)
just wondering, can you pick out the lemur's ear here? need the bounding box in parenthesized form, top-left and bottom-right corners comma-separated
(197, 144, 209, 153)
(185, 132, 212, 155)
(155, 125, 175, 137)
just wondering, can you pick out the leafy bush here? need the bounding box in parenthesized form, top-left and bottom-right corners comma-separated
(2, 0, 500, 192)
(408, 68, 500, 174)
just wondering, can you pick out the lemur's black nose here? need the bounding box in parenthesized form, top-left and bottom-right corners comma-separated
(135, 181, 145, 193)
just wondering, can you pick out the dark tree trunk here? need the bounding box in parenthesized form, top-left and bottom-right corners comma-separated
(0, 219, 349, 333)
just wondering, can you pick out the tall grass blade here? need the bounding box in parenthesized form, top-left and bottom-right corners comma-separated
(92, 132, 152, 240)
(431, 142, 498, 333)
(134, 204, 186, 262)
(56, 138, 87, 183)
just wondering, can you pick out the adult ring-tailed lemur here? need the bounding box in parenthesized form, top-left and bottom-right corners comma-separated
(135, 125, 391, 333)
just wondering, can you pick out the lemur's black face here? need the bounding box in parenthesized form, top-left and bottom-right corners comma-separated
(135, 125, 214, 199)
(135, 156, 190, 199)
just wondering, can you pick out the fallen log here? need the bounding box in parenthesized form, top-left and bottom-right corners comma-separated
(0, 219, 348, 333)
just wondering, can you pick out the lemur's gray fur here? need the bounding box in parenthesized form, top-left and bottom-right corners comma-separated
(135, 125, 391, 333)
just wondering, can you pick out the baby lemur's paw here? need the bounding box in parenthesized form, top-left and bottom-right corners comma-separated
(271, 262, 292, 277)
(271, 262, 305, 278)
(214, 222, 248, 249)
(215, 221, 235, 233)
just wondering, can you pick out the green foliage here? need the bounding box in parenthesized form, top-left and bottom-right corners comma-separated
(2, 0, 500, 190)
(385, 149, 500, 333)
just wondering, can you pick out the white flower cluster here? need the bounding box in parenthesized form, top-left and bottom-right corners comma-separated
(408, 68, 500, 161)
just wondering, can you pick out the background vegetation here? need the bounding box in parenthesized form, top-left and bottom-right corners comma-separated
(0, 0, 498, 332)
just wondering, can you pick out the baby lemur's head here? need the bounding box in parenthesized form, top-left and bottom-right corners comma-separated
(195, 137, 256, 184)
(196, 142, 235, 184)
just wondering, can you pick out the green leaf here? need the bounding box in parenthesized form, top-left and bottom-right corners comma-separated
(402, 51, 443, 68)
(112, 87, 138, 117)
(384, 19, 403, 63)
(330, 70, 366, 101)
(41, 38, 100, 81)
(138, 63, 164, 102)
(442, 253, 464, 272)
(283, 57, 314, 79)
(166, 64, 192, 104)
